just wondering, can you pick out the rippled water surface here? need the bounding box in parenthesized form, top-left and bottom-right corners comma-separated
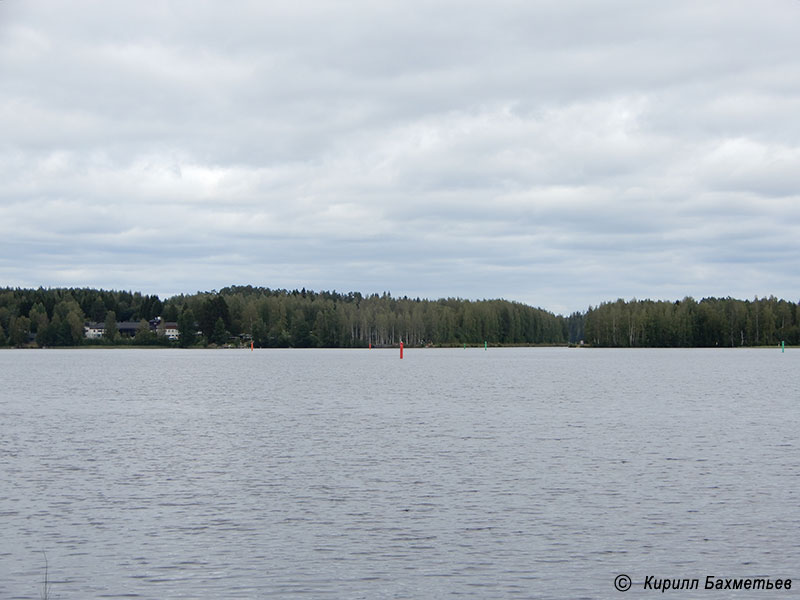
(1, 347, 799, 598)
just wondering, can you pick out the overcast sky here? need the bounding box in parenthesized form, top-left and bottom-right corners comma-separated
(2, 1, 799, 314)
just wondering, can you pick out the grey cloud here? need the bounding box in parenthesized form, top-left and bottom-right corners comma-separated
(2, 0, 800, 313)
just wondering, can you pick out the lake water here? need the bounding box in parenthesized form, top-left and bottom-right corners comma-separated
(1, 347, 799, 599)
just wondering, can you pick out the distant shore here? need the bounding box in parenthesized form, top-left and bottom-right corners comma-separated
(2, 286, 797, 349)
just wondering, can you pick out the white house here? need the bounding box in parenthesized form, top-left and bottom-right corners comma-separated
(84, 323, 105, 339)
(84, 317, 180, 340)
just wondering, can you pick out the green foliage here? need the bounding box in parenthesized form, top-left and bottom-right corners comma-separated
(104, 310, 118, 342)
(135, 319, 157, 344)
(177, 307, 197, 347)
(9, 315, 31, 346)
(162, 303, 179, 322)
(211, 317, 228, 345)
(29, 302, 48, 333)
(197, 296, 230, 340)
(3, 285, 796, 349)
(66, 310, 85, 344)
(205, 286, 568, 348)
(0, 306, 11, 336)
(584, 296, 798, 347)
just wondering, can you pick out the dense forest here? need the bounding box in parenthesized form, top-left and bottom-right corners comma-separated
(0, 286, 797, 348)
(0, 286, 567, 348)
(584, 296, 799, 347)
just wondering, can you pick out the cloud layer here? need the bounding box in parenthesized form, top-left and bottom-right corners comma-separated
(2, 0, 799, 313)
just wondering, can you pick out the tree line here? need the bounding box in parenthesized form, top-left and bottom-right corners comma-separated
(0, 286, 797, 348)
(584, 296, 799, 347)
(0, 286, 567, 348)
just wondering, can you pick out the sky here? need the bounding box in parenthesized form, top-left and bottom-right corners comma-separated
(1, 1, 799, 315)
